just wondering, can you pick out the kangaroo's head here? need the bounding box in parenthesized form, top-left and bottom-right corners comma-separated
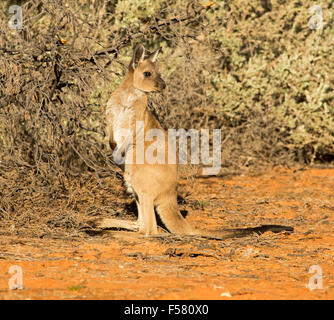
(129, 44, 166, 92)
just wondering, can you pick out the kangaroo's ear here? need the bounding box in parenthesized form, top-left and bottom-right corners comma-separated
(130, 44, 145, 71)
(147, 47, 161, 63)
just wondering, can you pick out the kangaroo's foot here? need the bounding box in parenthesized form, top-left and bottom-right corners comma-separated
(90, 217, 139, 232)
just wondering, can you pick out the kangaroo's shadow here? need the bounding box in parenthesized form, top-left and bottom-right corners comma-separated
(223, 224, 294, 238)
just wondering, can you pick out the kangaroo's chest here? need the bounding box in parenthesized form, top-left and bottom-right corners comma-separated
(106, 89, 144, 145)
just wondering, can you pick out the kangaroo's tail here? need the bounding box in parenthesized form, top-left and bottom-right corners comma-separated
(155, 193, 196, 235)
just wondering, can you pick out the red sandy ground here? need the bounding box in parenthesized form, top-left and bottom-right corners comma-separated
(0, 167, 333, 299)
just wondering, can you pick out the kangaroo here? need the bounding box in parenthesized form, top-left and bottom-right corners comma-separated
(98, 44, 293, 239)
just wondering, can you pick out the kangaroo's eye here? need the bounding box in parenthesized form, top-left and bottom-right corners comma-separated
(144, 71, 151, 77)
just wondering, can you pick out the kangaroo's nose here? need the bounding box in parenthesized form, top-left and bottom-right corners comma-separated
(155, 77, 166, 91)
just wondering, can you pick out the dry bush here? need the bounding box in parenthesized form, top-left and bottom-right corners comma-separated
(0, 0, 333, 237)
(0, 0, 214, 237)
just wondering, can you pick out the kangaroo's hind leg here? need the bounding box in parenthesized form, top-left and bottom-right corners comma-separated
(137, 194, 158, 236)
